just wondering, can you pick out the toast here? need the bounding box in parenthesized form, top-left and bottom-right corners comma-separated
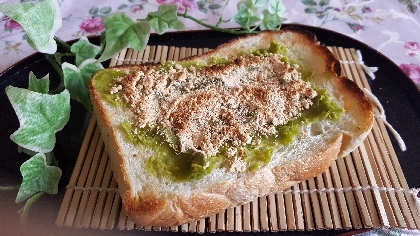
(89, 27, 374, 227)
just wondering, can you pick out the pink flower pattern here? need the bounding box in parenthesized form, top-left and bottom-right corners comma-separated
(130, 5, 144, 13)
(79, 17, 105, 34)
(404, 42, 420, 51)
(2, 16, 22, 31)
(400, 63, 420, 86)
(157, 0, 198, 12)
(404, 42, 420, 57)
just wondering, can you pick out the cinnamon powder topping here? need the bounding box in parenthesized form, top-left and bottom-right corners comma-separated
(113, 54, 317, 156)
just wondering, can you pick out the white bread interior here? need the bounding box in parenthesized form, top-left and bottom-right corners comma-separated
(89, 27, 374, 227)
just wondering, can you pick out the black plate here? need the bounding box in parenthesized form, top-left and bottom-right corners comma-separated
(0, 24, 419, 235)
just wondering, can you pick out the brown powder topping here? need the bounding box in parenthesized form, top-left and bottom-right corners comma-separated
(114, 54, 317, 157)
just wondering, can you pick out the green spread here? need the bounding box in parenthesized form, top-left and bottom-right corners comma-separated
(92, 41, 344, 182)
(92, 69, 127, 106)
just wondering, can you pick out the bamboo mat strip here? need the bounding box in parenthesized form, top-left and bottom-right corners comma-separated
(293, 184, 305, 230)
(333, 47, 419, 229)
(208, 214, 216, 232)
(56, 116, 97, 226)
(276, 190, 288, 230)
(235, 205, 243, 231)
(323, 168, 343, 229)
(73, 134, 104, 227)
(346, 49, 420, 229)
(316, 173, 333, 229)
(267, 193, 278, 231)
(241, 202, 251, 231)
(64, 126, 102, 227)
(330, 161, 353, 229)
(352, 143, 387, 228)
(307, 179, 323, 229)
(56, 45, 420, 233)
(299, 180, 314, 230)
(338, 48, 406, 228)
(226, 205, 234, 231)
(284, 187, 296, 230)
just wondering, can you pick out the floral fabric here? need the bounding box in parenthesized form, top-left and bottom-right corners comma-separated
(1, 0, 420, 88)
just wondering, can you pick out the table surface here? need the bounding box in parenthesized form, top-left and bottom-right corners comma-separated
(0, 0, 419, 236)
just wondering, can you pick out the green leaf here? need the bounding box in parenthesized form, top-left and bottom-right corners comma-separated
(63, 60, 103, 111)
(260, 9, 281, 30)
(16, 153, 62, 203)
(118, 4, 128, 10)
(28, 72, 49, 94)
(208, 4, 222, 10)
(305, 7, 317, 14)
(53, 52, 63, 65)
(302, 0, 317, 6)
(89, 6, 99, 15)
(18, 146, 38, 157)
(0, 0, 62, 54)
(5, 86, 70, 153)
(199, 7, 208, 14)
(268, 0, 286, 17)
(197, 0, 206, 7)
(319, 0, 330, 7)
(97, 12, 151, 62)
(100, 6, 112, 15)
(316, 12, 326, 19)
(237, 0, 267, 11)
(146, 5, 185, 35)
(70, 36, 102, 66)
(252, 0, 269, 9)
(407, 4, 418, 13)
(234, 0, 263, 29)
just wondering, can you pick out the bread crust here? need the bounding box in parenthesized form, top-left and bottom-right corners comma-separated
(89, 27, 374, 227)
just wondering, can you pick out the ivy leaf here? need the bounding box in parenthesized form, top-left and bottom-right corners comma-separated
(0, 0, 62, 54)
(260, 10, 281, 30)
(18, 146, 38, 157)
(63, 59, 104, 111)
(5, 86, 70, 153)
(28, 72, 49, 94)
(146, 4, 185, 35)
(233, 0, 264, 29)
(98, 12, 151, 62)
(268, 0, 286, 18)
(16, 153, 62, 203)
(70, 37, 102, 67)
(250, 0, 269, 9)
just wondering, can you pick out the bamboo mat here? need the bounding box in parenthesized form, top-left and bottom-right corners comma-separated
(56, 45, 420, 233)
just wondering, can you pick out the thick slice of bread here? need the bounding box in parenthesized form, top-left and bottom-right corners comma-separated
(89, 27, 374, 227)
